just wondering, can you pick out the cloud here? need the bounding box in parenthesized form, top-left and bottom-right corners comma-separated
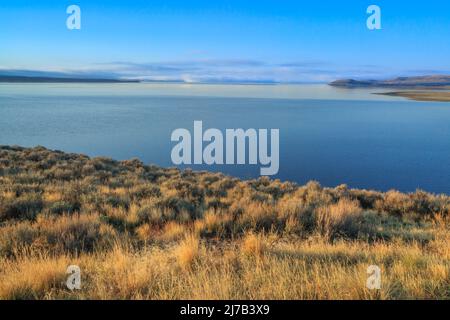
(90, 59, 334, 83)
(3, 59, 443, 83)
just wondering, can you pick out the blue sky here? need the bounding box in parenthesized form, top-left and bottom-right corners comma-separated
(1, 0, 450, 82)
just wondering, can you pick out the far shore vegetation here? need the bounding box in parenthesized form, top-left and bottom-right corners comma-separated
(0, 146, 448, 299)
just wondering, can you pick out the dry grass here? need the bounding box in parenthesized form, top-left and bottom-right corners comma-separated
(160, 222, 186, 242)
(241, 233, 267, 257)
(315, 199, 362, 238)
(0, 146, 449, 300)
(174, 234, 200, 269)
(0, 254, 69, 299)
(1, 231, 448, 299)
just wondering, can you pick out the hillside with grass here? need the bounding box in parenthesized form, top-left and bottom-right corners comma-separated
(0, 146, 448, 299)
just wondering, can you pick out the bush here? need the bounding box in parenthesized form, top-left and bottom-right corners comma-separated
(314, 199, 362, 239)
(49, 201, 80, 215)
(0, 194, 43, 221)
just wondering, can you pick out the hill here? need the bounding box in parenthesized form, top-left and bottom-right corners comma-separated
(0, 75, 140, 83)
(0, 146, 448, 299)
(329, 75, 450, 88)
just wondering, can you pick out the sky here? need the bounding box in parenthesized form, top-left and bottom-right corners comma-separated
(1, 0, 450, 83)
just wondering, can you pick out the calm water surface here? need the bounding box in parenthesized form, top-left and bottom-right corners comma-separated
(1, 83, 449, 194)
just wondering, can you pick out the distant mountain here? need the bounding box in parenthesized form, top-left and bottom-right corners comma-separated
(0, 75, 140, 83)
(329, 75, 450, 88)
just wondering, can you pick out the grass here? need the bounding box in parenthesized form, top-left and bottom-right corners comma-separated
(0, 145, 449, 300)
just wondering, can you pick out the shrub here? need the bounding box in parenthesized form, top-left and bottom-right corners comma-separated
(49, 201, 80, 215)
(105, 195, 130, 209)
(0, 193, 43, 221)
(376, 190, 413, 217)
(137, 205, 164, 225)
(130, 185, 161, 200)
(314, 199, 362, 238)
(195, 210, 233, 238)
(0, 222, 37, 257)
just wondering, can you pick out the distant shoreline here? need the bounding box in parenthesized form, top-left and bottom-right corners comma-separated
(0, 75, 140, 83)
(0, 76, 298, 85)
(375, 91, 450, 102)
(329, 75, 450, 89)
(330, 75, 450, 102)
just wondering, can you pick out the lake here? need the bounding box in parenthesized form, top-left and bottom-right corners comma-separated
(1, 83, 449, 194)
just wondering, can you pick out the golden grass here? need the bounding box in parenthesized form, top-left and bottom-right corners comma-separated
(315, 199, 362, 238)
(241, 233, 267, 257)
(0, 146, 449, 300)
(0, 254, 69, 299)
(174, 234, 200, 269)
(1, 231, 448, 300)
(160, 222, 186, 242)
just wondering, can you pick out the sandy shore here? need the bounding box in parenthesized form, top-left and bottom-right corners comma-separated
(377, 91, 450, 102)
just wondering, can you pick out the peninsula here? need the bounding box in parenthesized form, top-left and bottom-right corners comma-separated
(329, 75, 450, 102)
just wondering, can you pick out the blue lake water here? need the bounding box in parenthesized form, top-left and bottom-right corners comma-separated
(1, 83, 449, 194)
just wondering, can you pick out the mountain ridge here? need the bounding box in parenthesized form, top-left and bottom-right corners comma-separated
(329, 75, 450, 88)
(0, 75, 140, 83)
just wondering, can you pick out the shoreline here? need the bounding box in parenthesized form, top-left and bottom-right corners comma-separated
(375, 91, 450, 102)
